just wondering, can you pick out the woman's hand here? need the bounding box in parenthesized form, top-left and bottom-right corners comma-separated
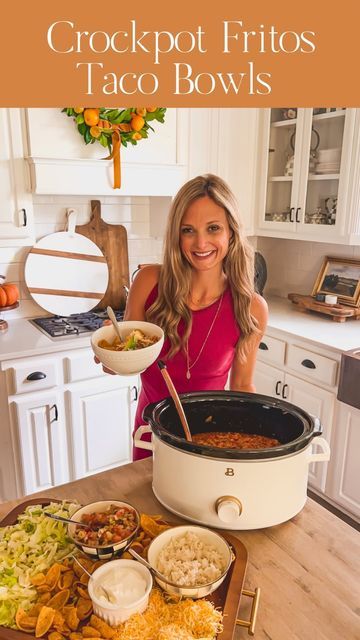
(93, 319, 117, 375)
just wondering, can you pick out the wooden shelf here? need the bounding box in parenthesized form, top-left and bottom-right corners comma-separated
(308, 173, 340, 180)
(271, 119, 297, 128)
(312, 111, 346, 122)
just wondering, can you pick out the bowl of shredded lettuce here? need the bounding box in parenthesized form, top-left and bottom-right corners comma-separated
(0, 500, 78, 629)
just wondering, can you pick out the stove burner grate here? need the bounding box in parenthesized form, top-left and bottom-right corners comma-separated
(31, 309, 125, 338)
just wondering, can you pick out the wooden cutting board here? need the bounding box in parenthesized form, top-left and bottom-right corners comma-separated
(76, 200, 129, 310)
(25, 227, 109, 316)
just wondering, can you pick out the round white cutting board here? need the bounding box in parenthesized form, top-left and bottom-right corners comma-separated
(25, 231, 109, 316)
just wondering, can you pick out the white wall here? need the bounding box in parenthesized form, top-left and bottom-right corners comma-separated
(0, 195, 164, 319)
(258, 237, 360, 298)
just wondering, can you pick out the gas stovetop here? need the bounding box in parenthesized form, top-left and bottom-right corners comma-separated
(30, 309, 125, 340)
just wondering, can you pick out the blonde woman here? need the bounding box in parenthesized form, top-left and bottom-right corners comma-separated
(124, 174, 268, 460)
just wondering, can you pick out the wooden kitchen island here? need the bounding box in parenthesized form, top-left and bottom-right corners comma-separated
(1, 459, 359, 640)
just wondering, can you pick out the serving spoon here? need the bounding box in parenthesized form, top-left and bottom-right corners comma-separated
(106, 306, 123, 342)
(44, 512, 97, 529)
(157, 360, 192, 442)
(128, 547, 168, 582)
(70, 554, 116, 604)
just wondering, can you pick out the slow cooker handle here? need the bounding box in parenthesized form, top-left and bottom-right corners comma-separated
(311, 416, 322, 437)
(142, 402, 158, 423)
(133, 425, 154, 451)
(307, 436, 330, 464)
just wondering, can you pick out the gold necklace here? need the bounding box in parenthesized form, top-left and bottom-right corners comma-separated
(185, 291, 224, 380)
(190, 292, 222, 309)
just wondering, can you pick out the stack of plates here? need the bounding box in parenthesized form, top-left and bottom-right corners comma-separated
(316, 162, 340, 174)
(316, 148, 341, 174)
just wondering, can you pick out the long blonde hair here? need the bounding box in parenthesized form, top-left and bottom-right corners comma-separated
(146, 174, 259, 361)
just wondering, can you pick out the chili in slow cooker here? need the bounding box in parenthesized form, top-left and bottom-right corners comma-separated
(74, 504, 138, 546)
(192, 431, 280, 449)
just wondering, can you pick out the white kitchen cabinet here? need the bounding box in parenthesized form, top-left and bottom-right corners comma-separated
(1, 347, 139, 500)
(11, 390, 69, 496)
(67, 375, 138, 479)
(187, 109, 258, 235)
(255, 108, 360, 244)
(326, 402, 360, 521)
(0, 108, 34, 246)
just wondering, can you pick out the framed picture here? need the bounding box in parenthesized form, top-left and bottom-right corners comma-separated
(312, 257, 360, 307)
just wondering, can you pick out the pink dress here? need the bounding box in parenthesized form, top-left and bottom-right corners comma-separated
(133, 284, 241, 460)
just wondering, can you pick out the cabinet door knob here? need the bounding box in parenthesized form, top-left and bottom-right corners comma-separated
(50, 404, 58, 423)
(295, 207, 301, 223)
(259, 342, 269, 351)
(26, 371, 46, 381)
(301, 359, 316, 369)
(275, 380, 282, 396)
(282, 384, 289, 399)
(131, 385, 138, 402)
(21, 209, 27, 227)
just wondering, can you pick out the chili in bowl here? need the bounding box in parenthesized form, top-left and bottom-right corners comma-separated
(67, 500, 140, 560)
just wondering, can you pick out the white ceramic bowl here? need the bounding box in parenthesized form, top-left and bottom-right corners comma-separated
(91, 321, 164, 375)
(147, 525, 233, 598)
(67, 500, 140, 560)
(88, 559, 153, 626)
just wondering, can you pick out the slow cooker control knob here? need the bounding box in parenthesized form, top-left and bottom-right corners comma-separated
(215, 496, 242, 523)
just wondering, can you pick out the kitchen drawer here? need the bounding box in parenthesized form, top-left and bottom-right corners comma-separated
(64, 349, 106, 382)
(286, 345, 338, 387)
(257, 335, 286, 366)
(4, 357, 60, 395)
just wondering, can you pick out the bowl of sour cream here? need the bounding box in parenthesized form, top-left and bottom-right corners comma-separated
(88, 559, 153, 625)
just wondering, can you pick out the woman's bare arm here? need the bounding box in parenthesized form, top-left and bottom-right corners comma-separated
(229, 293, 268, 393)
(124, 264, 161, 320)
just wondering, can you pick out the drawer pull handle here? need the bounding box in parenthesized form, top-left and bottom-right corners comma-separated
(26, 371, 47, 381)
(21, 208, 27, 227)
(301, 359, 316, 369)
(275, 380, 282, 396)
(295, 207, 301, 223)
(259, 342, 269, 351)
(289, 207, 295, 223)
(282, 383, 288, 399)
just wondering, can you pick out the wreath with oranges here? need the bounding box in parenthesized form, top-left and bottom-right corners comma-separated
(62, 107, 166, 188)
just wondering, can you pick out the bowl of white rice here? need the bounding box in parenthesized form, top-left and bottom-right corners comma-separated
(146, 525, 233, 598)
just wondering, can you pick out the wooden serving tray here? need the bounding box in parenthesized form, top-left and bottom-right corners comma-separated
(0, 499, 249, 640)
(288, 293, 360, 322)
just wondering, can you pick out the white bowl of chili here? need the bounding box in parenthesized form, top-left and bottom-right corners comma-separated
(91, 321, 164, 375)
(67, 500, 140, 560)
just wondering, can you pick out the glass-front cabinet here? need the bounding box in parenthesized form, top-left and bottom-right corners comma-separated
(256, 108, 357, 241)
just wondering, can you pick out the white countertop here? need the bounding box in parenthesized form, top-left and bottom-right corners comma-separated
(0, 318, 93, 363)
(0, 296, 359, 363)
(264, 297, 359, 353)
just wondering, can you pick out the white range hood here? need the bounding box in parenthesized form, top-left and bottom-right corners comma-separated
(25, 108, 188, 196)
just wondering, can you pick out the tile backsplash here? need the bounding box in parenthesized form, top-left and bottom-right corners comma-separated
(0, 195, 164, 319)
(258, 237, 360, 298)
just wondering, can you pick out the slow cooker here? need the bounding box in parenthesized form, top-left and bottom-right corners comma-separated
(134, 391, 330, 530)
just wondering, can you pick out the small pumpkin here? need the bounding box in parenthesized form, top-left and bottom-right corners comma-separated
(0, 276, 19, 307)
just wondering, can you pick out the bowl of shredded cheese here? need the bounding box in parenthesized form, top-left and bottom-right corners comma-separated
(91, 320, 164, 375)
(146, 525, 233, 598)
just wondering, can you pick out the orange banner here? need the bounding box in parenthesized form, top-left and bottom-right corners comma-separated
(1, 1, 359, 106)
